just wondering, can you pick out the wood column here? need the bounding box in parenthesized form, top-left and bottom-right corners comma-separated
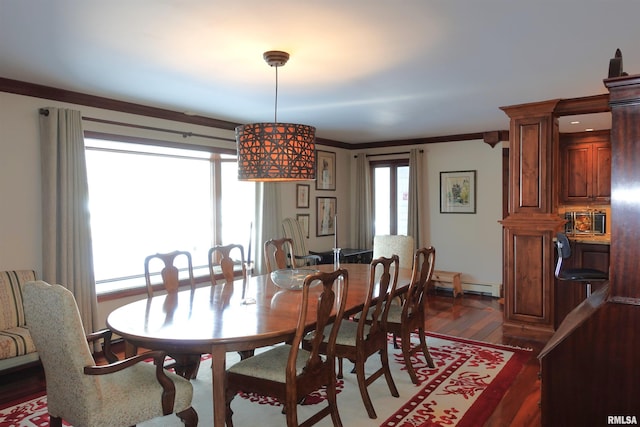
(538, 73, 640, 425)
(499, 100, 563, 340)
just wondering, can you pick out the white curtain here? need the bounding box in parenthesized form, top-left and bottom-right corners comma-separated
(408, 148, 425, 249)
(254, 182, 282, 275)
(39, 107, 97, 334)
(355, 153, 373, 250)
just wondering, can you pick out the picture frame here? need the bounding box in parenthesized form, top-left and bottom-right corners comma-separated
(296, 214, 310, 238)
(296, 184, 310, 208)
(316, 197, 337, 236)
(316, 150, 336, 191)
(440, 170, 477, 214)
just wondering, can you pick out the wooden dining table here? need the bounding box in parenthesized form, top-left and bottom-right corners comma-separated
(106, 263, 413, 427)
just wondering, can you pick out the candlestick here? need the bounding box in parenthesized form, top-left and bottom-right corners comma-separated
(334, 214, 338, 249)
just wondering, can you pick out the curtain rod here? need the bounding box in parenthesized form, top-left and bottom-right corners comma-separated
(353, 149, 423, 158)
(38, 108, 235, 143)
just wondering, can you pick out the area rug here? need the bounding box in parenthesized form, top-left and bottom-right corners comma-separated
(0, 333, 530, 427)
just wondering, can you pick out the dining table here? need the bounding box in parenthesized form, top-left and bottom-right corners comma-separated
(106, 263, 414, 427)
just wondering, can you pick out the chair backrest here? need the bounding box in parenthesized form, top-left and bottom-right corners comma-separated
(144, 250, 195, 298)
(23, 280, 98, 415)
(282, 217, 307, 268)
(403, 246, 436, 320)
(290, 269, 349, 385)
(264, 238, 294, 273)
(361, 255, 400, 335)
(373, 235, 415, 269)
(555, 232, 572, 278)
(209, 244, 245, 285)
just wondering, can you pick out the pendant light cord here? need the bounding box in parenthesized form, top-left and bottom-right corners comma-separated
(274, 66, 279, 123)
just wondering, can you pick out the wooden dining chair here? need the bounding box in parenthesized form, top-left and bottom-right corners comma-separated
(307, 255, 400, 419)
(264, 237, 295, 273)
(208, 243, 246, 286)
(386, 246, 437, 384)
(224, 269, 349, 427)
(144, 250, 201, 379)
(209, 243, 256, 360)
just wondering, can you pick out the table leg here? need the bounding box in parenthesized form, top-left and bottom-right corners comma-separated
(211, 346, 227, 427)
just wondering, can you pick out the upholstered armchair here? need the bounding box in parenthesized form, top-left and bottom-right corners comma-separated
(372, 235, 415, 269)
(23, 280, 197, 427)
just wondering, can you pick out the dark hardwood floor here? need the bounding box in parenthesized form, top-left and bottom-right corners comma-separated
(0, 292, 543, 426)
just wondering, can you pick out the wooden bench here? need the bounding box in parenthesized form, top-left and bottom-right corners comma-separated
(431, 270, 463, 297)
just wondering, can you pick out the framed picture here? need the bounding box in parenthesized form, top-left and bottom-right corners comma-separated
(440, 170, 477, 214)
(316, 197, 337, 236)
(296, 214, 310, 238)
(296, 184, 310, 208)
(316, 150, 336, 190)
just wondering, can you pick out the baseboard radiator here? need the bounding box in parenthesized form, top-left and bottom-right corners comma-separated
(433, 281, 501, 297)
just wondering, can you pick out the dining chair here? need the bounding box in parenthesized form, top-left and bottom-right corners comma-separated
(23, 280, 198, 427)
(307, 255, 400, 419)
(208, 243, 246, 286)
(144, 250, 201, 379)
(372, 235, 415, 270)
(282, 217, 321, 268)
(224, 269, 349, 427)
(386, 246, 437, 384)
(209, 243, 256, 360)
(264, 237, 295, 273)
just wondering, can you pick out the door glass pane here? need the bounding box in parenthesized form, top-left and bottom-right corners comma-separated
(374, 167, 391, 235)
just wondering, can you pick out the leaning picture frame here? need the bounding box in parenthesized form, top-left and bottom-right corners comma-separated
(316, 150, 336, 191)
(440, 170, 477, 214)
(316, 197, 337, 236)
(296, 184, 310, 208)
(296, 214, 310, 238)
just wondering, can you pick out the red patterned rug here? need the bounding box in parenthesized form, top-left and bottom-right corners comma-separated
(0, 333, 531, 427)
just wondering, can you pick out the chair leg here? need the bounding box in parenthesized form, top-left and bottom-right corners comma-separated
(354, 357, 377, 419)
(176, 406, 199, 427)
(380, 342, 399, 397)
(401, 328, 419, 385)
(337, 356, 344, 378)
(417, 327, 435, 369)
(285, 394, 299, 427)
(50, 416, 63, 427)
(327, 374, 344, 427)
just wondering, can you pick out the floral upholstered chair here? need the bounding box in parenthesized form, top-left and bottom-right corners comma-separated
(23, 280, 198, 427)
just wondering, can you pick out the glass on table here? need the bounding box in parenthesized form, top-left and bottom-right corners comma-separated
(241, 261, 256, 305)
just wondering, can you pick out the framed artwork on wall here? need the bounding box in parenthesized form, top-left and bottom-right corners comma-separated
(296, 184, 310, 208)
(296, 214, 310, 238)
(440, 170, 477, 214)
(316, 150, 336, 191)
(316, 196, 337, 236)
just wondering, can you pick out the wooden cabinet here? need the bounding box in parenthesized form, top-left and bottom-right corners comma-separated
(554, 242, 609, 328)
(559, 131, 611, 204)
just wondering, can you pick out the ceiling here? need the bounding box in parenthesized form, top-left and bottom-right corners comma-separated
(1, 1, 638, 144)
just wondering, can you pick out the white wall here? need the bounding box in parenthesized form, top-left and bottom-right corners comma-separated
(349, 140, 504, 293)
(0, 89, 504, 329)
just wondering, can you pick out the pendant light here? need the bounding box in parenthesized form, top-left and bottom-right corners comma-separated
(236, 51, 316, 181)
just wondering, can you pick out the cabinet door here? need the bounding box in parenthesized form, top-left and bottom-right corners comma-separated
(592, 142, 611, 202)
(560, 140, 611, 204)
(561, 142, 592, 204)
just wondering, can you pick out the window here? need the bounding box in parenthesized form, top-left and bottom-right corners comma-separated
(372, 160, 409, 235)
(85, 138, 254, 294)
